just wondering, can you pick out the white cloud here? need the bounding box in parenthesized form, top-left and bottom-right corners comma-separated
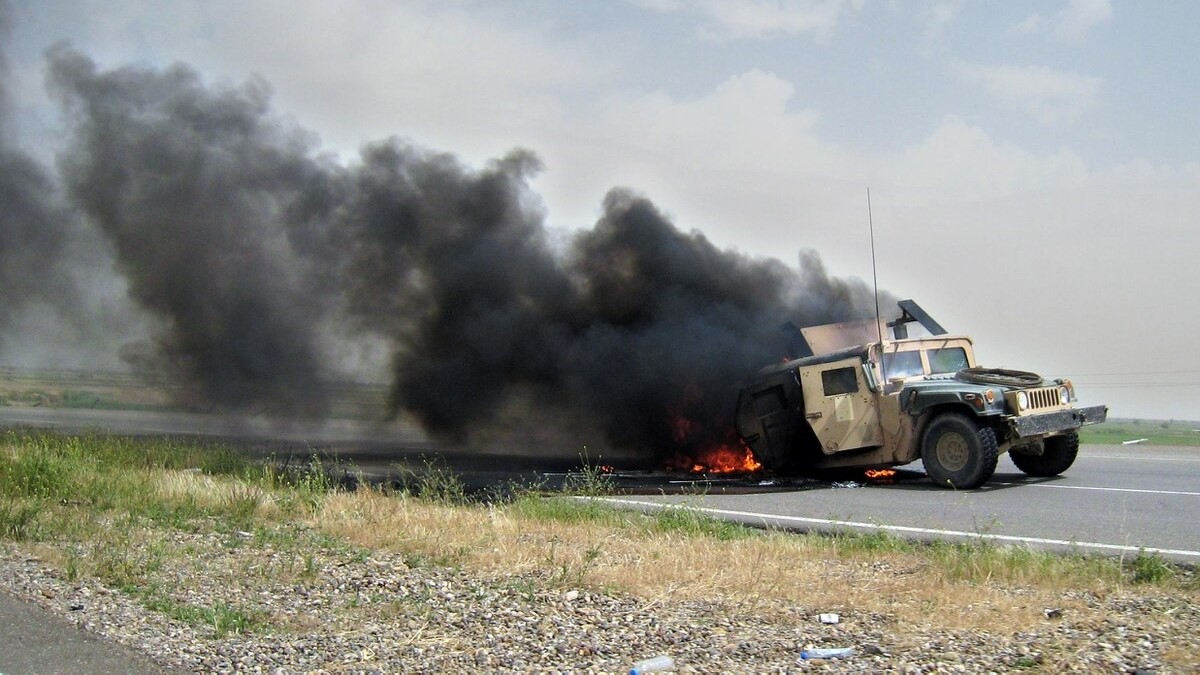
(915, 0, 964, 56)
(953, 60, 1101, 124)
(634, 0, 864, 41)
(598, 69, 822, 167)
(1014, 0, 1113, 44)
(625, 0, 688, 10)
(546, 73, 1109, 277)
(532, 67, 850, 245)
(183, 1, 604, 161)
(922, 0, 963, 44)
(887, 115, 1090, 202)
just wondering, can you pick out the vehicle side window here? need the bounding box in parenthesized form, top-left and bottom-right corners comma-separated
(928, 347, 968, 374)
(883, 351, 923, 379)
(821, 367, 859, 396)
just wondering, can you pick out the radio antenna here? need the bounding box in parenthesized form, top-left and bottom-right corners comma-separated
(867, 187, 884, 349)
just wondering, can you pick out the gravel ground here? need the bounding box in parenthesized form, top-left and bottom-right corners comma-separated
(1, 531, 1197, 673)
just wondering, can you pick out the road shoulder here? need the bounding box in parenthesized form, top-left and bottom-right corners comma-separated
(0, 589, 174, 674)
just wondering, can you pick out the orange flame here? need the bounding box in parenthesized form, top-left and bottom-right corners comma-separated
(864, 469, 897, 479)
(668, 439, 763, 475)
(664, 409, 763, 475)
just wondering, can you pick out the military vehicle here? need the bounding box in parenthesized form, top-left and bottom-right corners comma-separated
(735, 300, 1107, 488)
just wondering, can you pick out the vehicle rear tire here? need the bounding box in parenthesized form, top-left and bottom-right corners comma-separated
(920, 414, 999, 489)
(1010, 431, 1079, 477)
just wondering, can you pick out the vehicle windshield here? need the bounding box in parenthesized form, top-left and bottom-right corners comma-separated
(929, 347, 969, 374)
(883, 351, 923, 379)
(882, 345, 971, 378)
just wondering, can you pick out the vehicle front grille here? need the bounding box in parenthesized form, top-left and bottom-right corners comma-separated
(1027, 387, 1060, 410)
(1007, 386, 1069, 415)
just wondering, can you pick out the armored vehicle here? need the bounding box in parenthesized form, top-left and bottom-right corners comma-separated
(735, 300, 1107, 488)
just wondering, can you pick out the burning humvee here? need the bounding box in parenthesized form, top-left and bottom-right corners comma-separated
(735, 300, 1107, 488)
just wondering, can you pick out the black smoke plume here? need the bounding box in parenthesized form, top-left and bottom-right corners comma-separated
(0, 4, 83, 357)
(10, 41, 885, 459)
(48, 47, 340, 414)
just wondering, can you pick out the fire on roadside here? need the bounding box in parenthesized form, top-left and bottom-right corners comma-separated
(673, 440, 763, 474)
(864, 468, 897, 480)
(664, 408, 763, 475)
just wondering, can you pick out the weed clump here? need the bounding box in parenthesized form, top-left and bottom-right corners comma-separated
(1130, 549, 1174, 584)
(390, 457, 469, 504)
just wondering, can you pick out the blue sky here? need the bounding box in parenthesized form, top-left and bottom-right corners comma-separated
(6, 0, 1200, 419)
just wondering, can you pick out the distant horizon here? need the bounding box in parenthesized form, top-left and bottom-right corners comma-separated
(3, 363, 1199, 428)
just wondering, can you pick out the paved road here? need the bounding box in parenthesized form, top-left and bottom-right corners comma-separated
(601, 445, 1200, 563)
(0, 590, 174, 674)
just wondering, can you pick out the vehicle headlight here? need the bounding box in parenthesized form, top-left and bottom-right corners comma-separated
(1059, 386, 1070, 405)
(1017, 391, 1029, 410)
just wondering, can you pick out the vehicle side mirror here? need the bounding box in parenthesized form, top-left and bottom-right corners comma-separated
(862, 361, 880, 393)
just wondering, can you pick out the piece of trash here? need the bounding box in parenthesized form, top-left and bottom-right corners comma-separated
(818, 613, 840, 624)
(800, 647, 854, 660)
(831, 481, 861, 489)
(1044, 608, 1062, 619)
(69, 603, 85, 611)
(629, 654, 674, 674)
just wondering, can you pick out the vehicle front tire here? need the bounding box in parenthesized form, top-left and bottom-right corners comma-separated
(1010, 431, 1079, 477)
(920, 414, 999, 489)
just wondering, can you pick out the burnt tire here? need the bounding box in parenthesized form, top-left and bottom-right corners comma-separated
(920, 414, 999, 489)
(1010, 431, 1079, 477)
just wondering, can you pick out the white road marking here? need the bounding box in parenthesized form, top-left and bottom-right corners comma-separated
(994, 483, 1200, 497)
(1081, 453, 1200, 462)
(586, 497, 1200, 560)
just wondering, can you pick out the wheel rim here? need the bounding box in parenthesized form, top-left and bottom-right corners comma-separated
(935, 431, 970, 472)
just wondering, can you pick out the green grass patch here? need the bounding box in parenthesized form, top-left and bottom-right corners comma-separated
(816, 529, 1184, 590)
(0, 430, 271, 536)
(140, 589, 263, 638)
(509, 493, 638, 527)
(1079, 418, 1200, 446)
(647, 504, 756, 541)
(825, 528, 915, 555)
(0, 499, 41, 540)
(513, 494, 758, 542)
(1129, 549, 1174, 584)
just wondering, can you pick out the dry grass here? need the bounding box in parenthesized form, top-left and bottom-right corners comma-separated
(309, 489, 1187, 635)
(152, 470, 275, 514)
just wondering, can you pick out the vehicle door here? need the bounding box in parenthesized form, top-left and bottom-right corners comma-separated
(798, 357, 883, 454)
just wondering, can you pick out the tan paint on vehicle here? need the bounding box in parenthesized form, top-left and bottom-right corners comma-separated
(798, 356, 882, 455)
(797, 337, 976, 465)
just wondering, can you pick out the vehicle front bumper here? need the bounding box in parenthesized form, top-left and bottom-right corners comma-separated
(1009, 404, 1108, 438)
